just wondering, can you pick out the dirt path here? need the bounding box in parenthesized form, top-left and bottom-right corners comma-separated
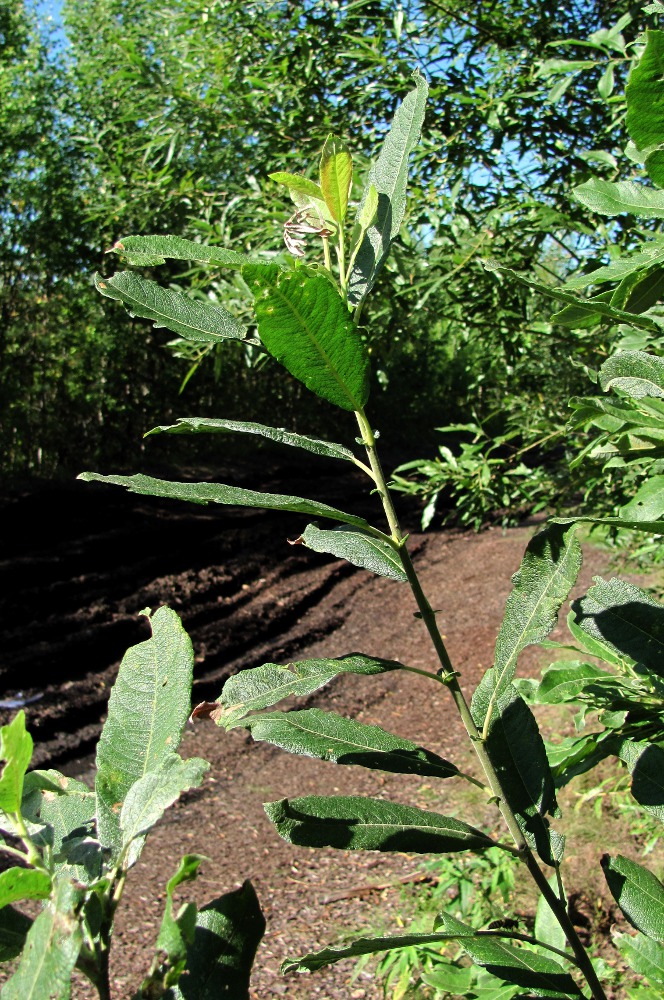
(1, 478, 614, 998)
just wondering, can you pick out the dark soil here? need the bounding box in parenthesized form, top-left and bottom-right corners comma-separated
(0, 469, 639, 998)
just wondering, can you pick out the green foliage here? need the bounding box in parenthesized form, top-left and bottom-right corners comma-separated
(0, 610, 265, 998)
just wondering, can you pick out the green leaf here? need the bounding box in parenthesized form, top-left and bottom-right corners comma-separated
(156, 855, 204, 964)
(571, 577, 664, 677)
(535, 878, 568, 955)
(348, 72, 428, 307)
(621, 476, 664, 522)
(552, 514, 664, 534)
(0, 868, 51, 906)
(120, 755, 209, 867)
(94, 271, 246, 343)
(78, 471, 372, 530)
(213, 653, 404, 727)
(551, 289, 613, 328)
(614, 931, 664, 987)
(612, 266, 664, 315)
(646, 149, 664, 188)
(536, 662, 616, 704)
(0, 907, 32, 962)
(626, 30, 664, 151)
(472, 522, 582, 727)
(282, 931, 492, 974)
(483, 259, 662, 333)
(110, 235, 268, 269)
(22, 772, 101, 884)
(264, 795, 494, 853)
(298, 524, 406, 581)
(436, 913, 583, 998)
(167, 881, 265, 1000)
(239, 708, 459, 779)
(145, 417, 359, 464)
(564, 238, 664, 289)
(243, 264, 369, 411)
(95, 607, 195, 858)
(0, 712, 33, 815)
(1, 881, 82, 1000)
(269, 171, 325, 202)
(617, 740, 664, 824)
(477, 687, 560, 867)
(573, 179, 664, 218)
(599, 351, 664, 399)
(601, 854, 664, 940)
(319, 134, 353, 223)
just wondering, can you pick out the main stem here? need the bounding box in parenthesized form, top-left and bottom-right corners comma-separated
(354, 408, 608, 1000)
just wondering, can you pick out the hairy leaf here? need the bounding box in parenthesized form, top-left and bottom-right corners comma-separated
(626, 30, 664, 152)
(22, 772, 101, 884)
(78, 472, 371, 529)
(536, 662, 617, 704)
(599, 351, 664, 398)
(0, 712, 32, 815)
(110, 235, 268, 268)
(94, 271, 246, 342)
(1, 881, 82, 1000)
(240, 708, 459, 778)
(215, 653, 404, 727)
(472, 522, 581, 728)
(299, 524, 406, 581)
(613, 931, 664, 987)
(319, 134, 353, 222)
(269, 171, 324, 202)
(571, 577, 664, 677)
(348, 72, 428, 306)
(617, 740, 664, 824)
(145, 417, 358, 464)
(120, 756, 209, 867)
(436, 913, 583, 998)
(601, 854, 664, 940)
(166, 881, 265, 1000)
(621, 476, 664, 522)
(264, 795, 494, 853)
(244, 264, 369, 411)
(478, 686, 560, 866)
(95, 607, 194, 858)
(573, 179, 664, 218)
(0, 868, 51, 907)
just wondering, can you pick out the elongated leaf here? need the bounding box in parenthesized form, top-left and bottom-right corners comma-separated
(536, 662, 617, 704)
(617, 740, 664, 824)
(269, 171, 324, 202)
(145, 417, 358, 464)
(240, 708, 458, 778)
(1, 881, 82, 1000)
(546, 731, 621, 785)
(0, 868, 50, 907)
(22, 772, 101, 884)
(264, 795, 494, 853)
(436, 913, 583, 998)
(571, 577, 664, 677)
(646, 148, 664, 188)
(613, 265, 664, 315)
(552, 514, 664, 534)
(244, 264, 369, 411)
(213, 653, 404, 727)
(478, 686, 560, 866)
(120, 756, 209, 867)
(282, 931, 492, 974)
(299, 524, 406, 581)
(156, 855, 204, 966)
(0, 712, 32, 815)
(551, 289, 613, 328)
(599, 351, 664, 398)
(167, 881, 265, 1000)
(626, 30, 664, 151)
(94, 271, 246, 343)
(348, 72, 428, 306)
(320, 135, 353, 223)
(471, 522, 581, 728)
(564, 238, 664, 289)
(535, 878, 568, 955)
(614, 931, 664, 987)
(601, 854, 664, 940)
(78, 471, 371, 530)
(573, 179, 664, 218)
(95, 607, 194, 858)
(483, 260, 661, 333)
(621, 476, 664, 522)
(0, 906, 32, 962)
(110, 235, 266, 269)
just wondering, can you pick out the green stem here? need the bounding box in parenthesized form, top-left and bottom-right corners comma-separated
(354, 410, 609, 1000)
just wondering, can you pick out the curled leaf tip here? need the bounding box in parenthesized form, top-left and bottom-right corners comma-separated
(190, 700, 224, 724)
